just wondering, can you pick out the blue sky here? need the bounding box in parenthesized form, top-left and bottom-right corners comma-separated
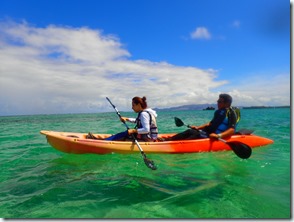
(0, 0, 291, 115)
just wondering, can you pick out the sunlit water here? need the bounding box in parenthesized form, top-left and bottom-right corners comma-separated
(0, 108, 291, 218)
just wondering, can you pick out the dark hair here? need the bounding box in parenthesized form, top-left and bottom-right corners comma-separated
(132, 96, 147, 109)
(219, 93, 233, 105)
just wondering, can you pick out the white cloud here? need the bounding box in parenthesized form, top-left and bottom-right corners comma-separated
(228, 73, 290, 107)
(190, 27, 211, 40)
(0, 21, 290, 116)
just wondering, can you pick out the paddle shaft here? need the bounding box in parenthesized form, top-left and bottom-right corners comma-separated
(177, 116, 233, 140)
(106, 97, 142, 151)
(218, 138, 229, 143)
(106, 97, 131, 130)
(106, 97, 157, 169)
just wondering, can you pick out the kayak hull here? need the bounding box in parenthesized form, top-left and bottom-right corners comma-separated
(40, 130, 274, 155)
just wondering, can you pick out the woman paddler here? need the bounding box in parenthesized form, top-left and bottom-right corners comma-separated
(88, 96, 158, 142)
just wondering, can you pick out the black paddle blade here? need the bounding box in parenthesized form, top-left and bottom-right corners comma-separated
(174, 117, 184, 127)
(227, 141, 252, 159)
(144, 157, 157, 170)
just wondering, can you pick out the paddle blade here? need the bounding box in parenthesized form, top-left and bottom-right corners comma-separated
(227, 141, 252, 159)
(174, 117, 185, 127)
(144, 157, 157, 170)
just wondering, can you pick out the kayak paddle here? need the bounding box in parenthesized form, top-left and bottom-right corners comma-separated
(174, 117, 252, 159)
(106, 97, 157, 170)
(218, 138, 252, 159)
(175, 116, 190, 128)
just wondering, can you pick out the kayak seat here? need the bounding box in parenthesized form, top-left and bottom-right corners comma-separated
(86, 132, 99, 140)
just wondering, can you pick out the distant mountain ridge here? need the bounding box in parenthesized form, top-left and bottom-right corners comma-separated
(154, 104, 290, 111)
(154, 104, 217, 111)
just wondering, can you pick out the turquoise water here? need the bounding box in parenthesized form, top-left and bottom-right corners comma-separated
(0, 108, 291, 218)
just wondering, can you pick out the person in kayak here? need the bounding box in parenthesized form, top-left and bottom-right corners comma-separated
(102, 96, 158, 141)
(167, 93, 239, 141)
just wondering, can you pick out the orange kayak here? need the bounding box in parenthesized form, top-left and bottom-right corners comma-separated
(40, 130, 273, 155)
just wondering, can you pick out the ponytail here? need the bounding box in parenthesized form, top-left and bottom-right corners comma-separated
(132, 96, 147, 109)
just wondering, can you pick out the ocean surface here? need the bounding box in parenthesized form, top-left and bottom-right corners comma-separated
(0, 108, 291, 219)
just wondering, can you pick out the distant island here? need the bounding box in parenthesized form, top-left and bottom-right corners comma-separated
(203, 106, 215, 110)
(154, 104, 290, 111)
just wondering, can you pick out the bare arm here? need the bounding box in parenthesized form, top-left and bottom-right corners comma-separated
(209, 127, 235, 139)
